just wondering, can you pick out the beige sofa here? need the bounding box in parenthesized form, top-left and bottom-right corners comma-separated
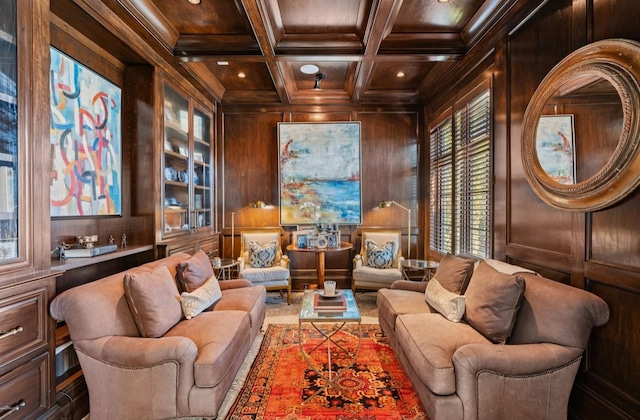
(50, 252, 266, 420)
(377, 255, 610, 420)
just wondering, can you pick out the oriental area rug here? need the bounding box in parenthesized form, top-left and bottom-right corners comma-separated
(227, 323, 427, 419)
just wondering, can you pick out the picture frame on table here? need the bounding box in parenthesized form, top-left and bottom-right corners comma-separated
(327, 232, 339, 247)
(294, 232, 308, 249)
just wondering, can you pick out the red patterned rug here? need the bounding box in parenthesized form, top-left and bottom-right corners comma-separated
(227, 323, 427, 419)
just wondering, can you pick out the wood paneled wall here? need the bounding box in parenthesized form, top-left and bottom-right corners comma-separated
(219, 107, 420, 290)
(424, 0, 640, 418)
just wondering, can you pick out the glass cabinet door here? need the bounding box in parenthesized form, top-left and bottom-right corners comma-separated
(192, 106, 211, 230)
(162, 84, 190, 236)
(161, 81, 213, 239)
(0, 0, 18, 261)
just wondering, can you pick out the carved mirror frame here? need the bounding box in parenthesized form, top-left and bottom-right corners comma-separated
(521, 39, 640, 211)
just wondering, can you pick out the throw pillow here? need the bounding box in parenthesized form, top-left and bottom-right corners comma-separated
(176, 251, 215, 293)
(424, 277, 466, 322)
(432, 253, 475, 294)
(180, 275, 222, 319)
(463, 260, 526, 344)
(365, 240, 395, 269)
(123, 265, 182, 338)
(249, 240, 277, 268)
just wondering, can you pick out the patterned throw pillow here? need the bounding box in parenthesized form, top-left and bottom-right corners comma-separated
(365, 239, 395, 269)
(249, 240, 277, 268)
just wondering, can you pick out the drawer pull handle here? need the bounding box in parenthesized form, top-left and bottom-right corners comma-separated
(0, 327, 23, 341)
(0, 401, 26, 419)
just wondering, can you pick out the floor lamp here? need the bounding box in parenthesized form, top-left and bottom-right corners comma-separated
(378, 200, 411, 259)
(231, 201, 267, 259)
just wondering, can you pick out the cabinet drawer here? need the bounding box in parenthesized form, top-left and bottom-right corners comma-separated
(166, 242, 198, 256)
(198, 236, 219, 259)
(0, 353, 50, 419)
(0, 285, 49, 371)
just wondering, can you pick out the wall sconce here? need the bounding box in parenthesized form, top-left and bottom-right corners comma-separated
(314, 73, 326, 89)
(231, 201, 267, 259)
(378, 200, 412, 259)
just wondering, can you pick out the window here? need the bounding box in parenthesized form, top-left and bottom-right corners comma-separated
(429, 83, 491, 258)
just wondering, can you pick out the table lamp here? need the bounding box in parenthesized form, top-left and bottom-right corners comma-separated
(378, 200, 411, 259)
(231, 200, 267, 259)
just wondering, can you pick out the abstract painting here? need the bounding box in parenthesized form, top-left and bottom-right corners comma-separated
(536, 115, 575, 184)
(49, 47, 122, 217)
(279, 122, 361, 225)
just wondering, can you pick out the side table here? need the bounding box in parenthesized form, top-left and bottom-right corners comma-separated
(286, 242, 353, 288)
(400, 259, 438, 282)
(212, 258, 239, 280)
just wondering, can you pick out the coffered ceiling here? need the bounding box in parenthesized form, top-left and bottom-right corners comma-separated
(117, 0, 519, 105)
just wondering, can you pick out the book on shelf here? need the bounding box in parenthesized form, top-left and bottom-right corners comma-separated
(313, 292, 347, 312)
(63, 244, 118, 258)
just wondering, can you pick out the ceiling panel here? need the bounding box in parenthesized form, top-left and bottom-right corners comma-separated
(368, 61, 436, 90)
(391, 0, 486, 32)
(153, 0, 254, 34)
(276, 0, 369, 34)
(202, 61, 275, 91)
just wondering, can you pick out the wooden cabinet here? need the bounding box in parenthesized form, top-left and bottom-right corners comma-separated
(0, 276, 56, 420)
(155, 75, 219, 260)
(161, 81, 214, 239)
(0, 0, 59, 418)
(157, 231, 219, 259)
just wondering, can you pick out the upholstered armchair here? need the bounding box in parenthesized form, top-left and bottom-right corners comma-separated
(238, 230, 291, 304)
(352, 230, 404, 292)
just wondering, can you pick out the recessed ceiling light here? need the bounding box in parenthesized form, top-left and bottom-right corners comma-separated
(437, 0, 450, 3)
(217, 61, 229, 66)
(300, 64, 320, 74)
(396, 71, 406, 78)
(237, 72, 246, 78)
(187, 0, 201, 4)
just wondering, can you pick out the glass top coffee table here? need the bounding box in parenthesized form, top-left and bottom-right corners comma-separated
(298, 289, 361, 400)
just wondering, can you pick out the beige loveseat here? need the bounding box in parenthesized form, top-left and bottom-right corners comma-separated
(377, 254, 610, 420)
(50, 252, 266, 420)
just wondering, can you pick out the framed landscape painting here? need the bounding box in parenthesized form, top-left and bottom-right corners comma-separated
(278, 122, 361, 225)
(536, 114, 575, 184)
(49, 47, 122, 217)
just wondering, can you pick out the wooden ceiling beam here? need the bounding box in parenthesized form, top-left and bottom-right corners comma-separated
(241, 0, 290, 104)
(352, 0, 401, 103)
(175, 34, 261, 57)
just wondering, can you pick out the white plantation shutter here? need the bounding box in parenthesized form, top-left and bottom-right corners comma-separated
(430, 85, 491, 258)
(429, 117, 453, 254)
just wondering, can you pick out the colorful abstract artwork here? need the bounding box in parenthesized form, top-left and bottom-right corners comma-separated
(49, 47, 122, 217)
(536, 115, 575, 184)
(279, 122, 361, 225)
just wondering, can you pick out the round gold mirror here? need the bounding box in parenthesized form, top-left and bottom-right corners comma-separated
(521, 39, 640, 211)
